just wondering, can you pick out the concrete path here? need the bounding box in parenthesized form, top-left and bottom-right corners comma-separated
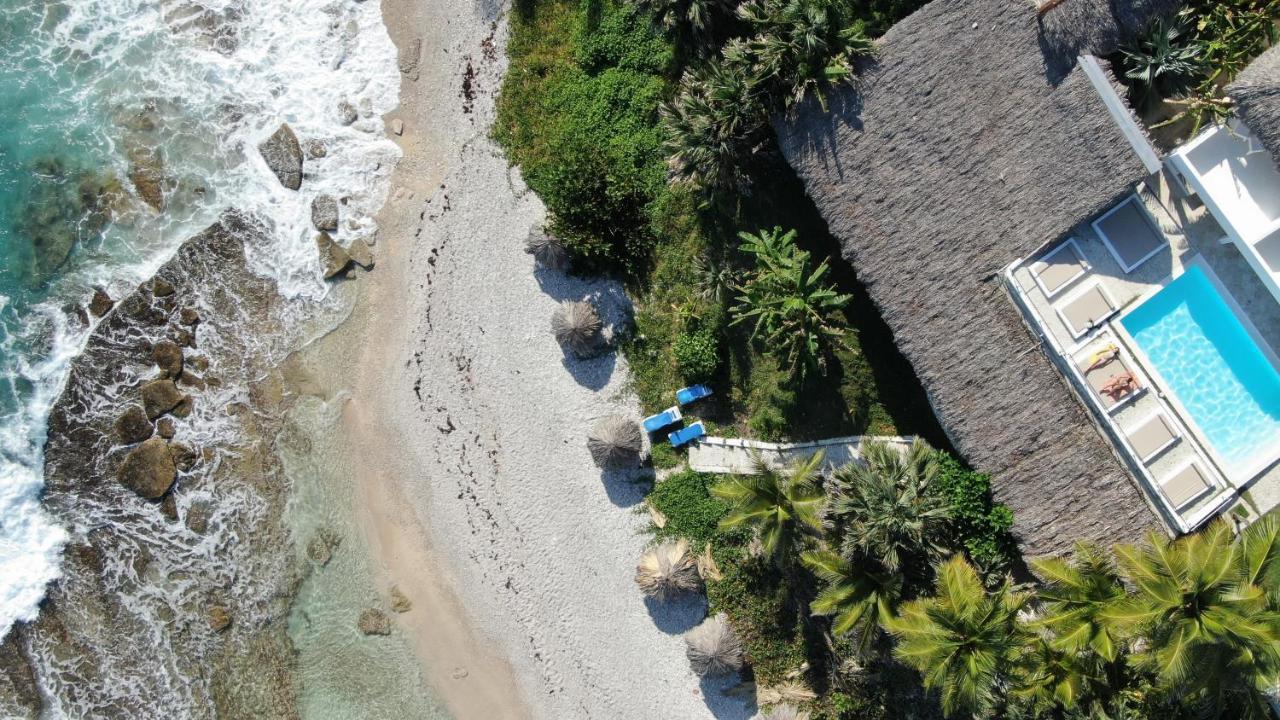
(688, 435, 916, 475)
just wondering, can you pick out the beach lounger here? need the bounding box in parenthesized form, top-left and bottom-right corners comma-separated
(1077, 344, 1143, 410)
(1031, 239, 1089, 298)
(642, 406, 682, 434)
(1057, 283, 1119, 338)
(668, 421, 706, 448)
(1160, 461, 1213, 510)
(1125, 412, 1180, 463)
(1093, 195, 1168, 273)
(676, 384, 713, 406)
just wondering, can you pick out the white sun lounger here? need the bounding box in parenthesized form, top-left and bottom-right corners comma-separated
(1093, 195, 1168, 273)
(1160, 461, 1214, 510)
(1031, 239, 1090, 298)
(1077, 344, 1142, 411)
(1125, 412, 1180, 463)
(1057, 283, 1119, 338)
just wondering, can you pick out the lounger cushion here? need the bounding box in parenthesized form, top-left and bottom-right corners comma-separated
(1160, 463, 1212, 509)
(1126, 414, 1178, 461)
(1033, 243, 1087, 296)
(1060, 286, 1117, 336)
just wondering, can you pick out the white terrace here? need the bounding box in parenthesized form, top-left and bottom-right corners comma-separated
(1006, 130, 1280, 535)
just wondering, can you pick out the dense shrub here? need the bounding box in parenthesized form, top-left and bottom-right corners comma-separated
(933, 453, 1017, 577)
(647, 469, 732, 546)
(672, 327, 720, 382)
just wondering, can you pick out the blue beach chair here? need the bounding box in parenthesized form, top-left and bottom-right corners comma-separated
(675, 384, 713, 406)
(668, 421, 706, 448)
(642, 406, 682, 434)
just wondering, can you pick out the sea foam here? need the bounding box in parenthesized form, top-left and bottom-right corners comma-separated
(0, 0, 401, 639)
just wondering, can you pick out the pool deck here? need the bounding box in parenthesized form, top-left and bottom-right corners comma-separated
(1007, 169, 1280, 533)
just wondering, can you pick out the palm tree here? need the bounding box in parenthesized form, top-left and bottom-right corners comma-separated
(735, 0, 874, 110)
(801, 548, 901, 655)
(1119, 17, 1204, 112)
(685, 612, 745, 676)
(635, 538, 703, 599)
(889, 555, 1030, 718)
(1103, 518, 1280, 718)
(730, 227, 851, 380)
(711, 451, 825, 563)
(629, 0, 732, 40)
(1030, 542, 1127, 664)
(661, 52, 765, 195)
(830, 439, 951, 573)
(1010, 634, 1103, 715)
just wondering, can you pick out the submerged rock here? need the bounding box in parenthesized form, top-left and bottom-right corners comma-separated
(337, 101, 358, 126)
(141, 378, 184, 419)
(304, 139, 328, 159)
(88, 287, 114, 318)
(118, 437, 177, 498)
(389, 586, 412, 613)
(115, 405, 154, 444)
(207, 606, 232, 632)
(184, 501, 211, 534)
(157, 417, 176, 439)
(169, 441, 198, 472)
(152, 340, 183, 378)
(357, 608, 391, 636)
(179, 307, 200, 326)
(171, 396, 195, 419)
(258, 123, 303, 190)
(311, 195, 338, 231)
(306, 528, 341, 566)
(127, 144, 168, 211)
(315, 232, 351, 279)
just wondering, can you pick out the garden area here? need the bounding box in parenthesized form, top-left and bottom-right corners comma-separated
(494, 0, 1280, 717)
(1112, 0, 1279, 148)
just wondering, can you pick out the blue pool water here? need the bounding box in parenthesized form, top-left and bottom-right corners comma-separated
(1121, 265, 1280, 478)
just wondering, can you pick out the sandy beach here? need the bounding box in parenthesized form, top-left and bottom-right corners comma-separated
(296, 0, 746, 717)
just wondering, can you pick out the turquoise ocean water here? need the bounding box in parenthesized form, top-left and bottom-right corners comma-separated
(0, 0, 401, 640)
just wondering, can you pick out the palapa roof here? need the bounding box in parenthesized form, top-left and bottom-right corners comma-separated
(776, 0, 1176, 557)
(1229, 45, 1280, 163)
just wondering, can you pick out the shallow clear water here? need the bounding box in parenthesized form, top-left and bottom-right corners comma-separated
(0, 0, 399, 638)
(1122, 265, 1280, 478)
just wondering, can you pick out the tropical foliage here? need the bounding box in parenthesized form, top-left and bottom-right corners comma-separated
(1119, 17, 1203, 112)
(710, 451, 825, 562)
(830, 439, 951, 574)
(890, 555, 1030, 718)
(801, 547, 901, 654)
(730, 226, 852, 380)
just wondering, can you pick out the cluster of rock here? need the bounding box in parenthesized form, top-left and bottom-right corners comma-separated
(109, 279, 206, 503)
(256, 120, 377, 280)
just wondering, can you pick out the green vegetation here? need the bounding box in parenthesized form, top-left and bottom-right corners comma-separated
(934, 453, 1017, 578)
(1116, 0, 1279, 136)
(711, 451, 825, 562)
(672, 325, 721, 382)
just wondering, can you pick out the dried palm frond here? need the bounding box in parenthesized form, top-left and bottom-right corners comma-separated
(586, 416, 642, 469)
(551, 300, 602, 357)
(685, 613, 744, 676)
(525, 229, 569, 271)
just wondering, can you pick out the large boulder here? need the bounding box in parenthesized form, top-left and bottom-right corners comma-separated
(258, 124, 303, 190)
(88, 287, 114, 318)
(311, 195, 339, 231)
(152, 340, 183, 378)
(346, 239, 374, 270)
(114, 405, 153, 444)
(315, 232, 351, 279)
(117, 437, 177, 498)
(141, 378, 185, 419)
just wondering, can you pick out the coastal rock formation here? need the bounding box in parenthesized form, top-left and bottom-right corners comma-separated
(117, 437, 177, 498)
(89, 287, 114, 317)
(208, 606, 232, 632)
(152, 340, 183, 377)
(141, 377, 185, 419)
(389, 586, 412, 613)
(258, 123, 303, 190)
(311, 194, 339, 231)
(337, 101, 358, 126)
(28, 213, 303, 718)
(306, 527, 341, 566)
(304, 139, 328, 159)
(357, 608, 391, 636)
(346, 239, 374, 269)
(315, 231, 352, 279)
(127, 144, 168, 210)
(114, 405, 153, 444)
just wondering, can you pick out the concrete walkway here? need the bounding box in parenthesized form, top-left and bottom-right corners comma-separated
(688, 435, 916, 475)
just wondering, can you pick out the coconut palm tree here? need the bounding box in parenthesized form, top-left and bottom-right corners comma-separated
(635, 538, 702, 599)
(551, 300, 603, 357)
(685, 612, 744, 676)
(889, 555, 1030, 718)
(730, 227, 851, 380)
(801, 547, 901, 655)
(711, 451, 826, 564)
(1030, 542, 1127, 664)
(586, 416, 643, 469)
(1119, 17, 1204, 112)
(661, 51, 765, 195)
(1103, 518, 1280, 718)
(525, 228, 569, 271)
(1009, 634, 1104, 715)
(630, 0, 732, 40)
(831, 439, 951, 573)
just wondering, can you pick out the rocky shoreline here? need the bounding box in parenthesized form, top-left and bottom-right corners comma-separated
(0, 214, 310, 718)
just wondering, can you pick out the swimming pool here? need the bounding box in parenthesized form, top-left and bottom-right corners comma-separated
(1121, 265, 1280, 481)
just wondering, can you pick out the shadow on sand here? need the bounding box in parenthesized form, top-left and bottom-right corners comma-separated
(644, 593, 707, 635)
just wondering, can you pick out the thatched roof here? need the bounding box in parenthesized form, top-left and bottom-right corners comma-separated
(587, 415, 643, 469)
(551, 300, 603, 357)
(684, 613, 743, 676)
(1229, 45, 1280, 163)
(635, 538, 702, 599)
(775, 0, 1170, 557)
